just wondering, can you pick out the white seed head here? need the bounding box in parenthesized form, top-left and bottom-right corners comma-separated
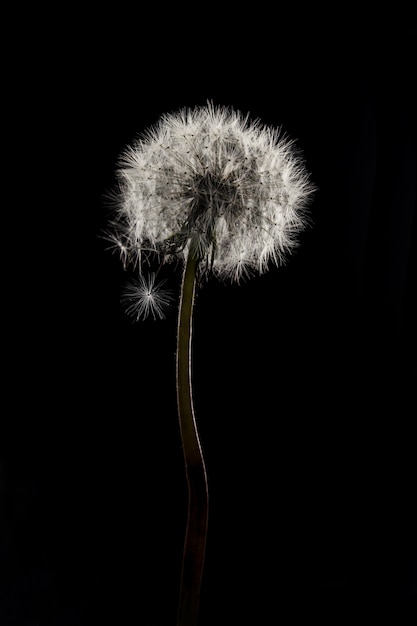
(109, 102, 315, 282)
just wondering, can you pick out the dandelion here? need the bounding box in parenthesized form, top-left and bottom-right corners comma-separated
(106, 102, 315, 626)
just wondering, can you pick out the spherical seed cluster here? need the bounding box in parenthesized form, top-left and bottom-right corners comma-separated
(108, 102, 314, 282)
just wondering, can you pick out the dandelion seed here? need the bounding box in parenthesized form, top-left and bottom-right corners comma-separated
(101, 228, 130, 269)
(121, 273, 174, 321)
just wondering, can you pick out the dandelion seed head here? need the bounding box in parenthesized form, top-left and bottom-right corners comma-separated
(109, 101, 315, 282)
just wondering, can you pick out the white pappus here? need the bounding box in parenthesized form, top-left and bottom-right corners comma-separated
(106, 101, 315, 319)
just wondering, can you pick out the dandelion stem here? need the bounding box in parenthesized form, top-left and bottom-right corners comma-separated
(176, 250, 209, 626)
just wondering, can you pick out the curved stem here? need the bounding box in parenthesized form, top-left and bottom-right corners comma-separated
(176, 252, 209, 626)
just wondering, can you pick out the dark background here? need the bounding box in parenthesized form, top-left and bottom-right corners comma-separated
(2, 12, 416, 625)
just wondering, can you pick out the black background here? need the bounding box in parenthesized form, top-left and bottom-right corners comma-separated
(2, 11, 416, 625)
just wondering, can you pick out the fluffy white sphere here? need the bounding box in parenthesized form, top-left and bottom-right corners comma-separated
(109, 102, 315, 282)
